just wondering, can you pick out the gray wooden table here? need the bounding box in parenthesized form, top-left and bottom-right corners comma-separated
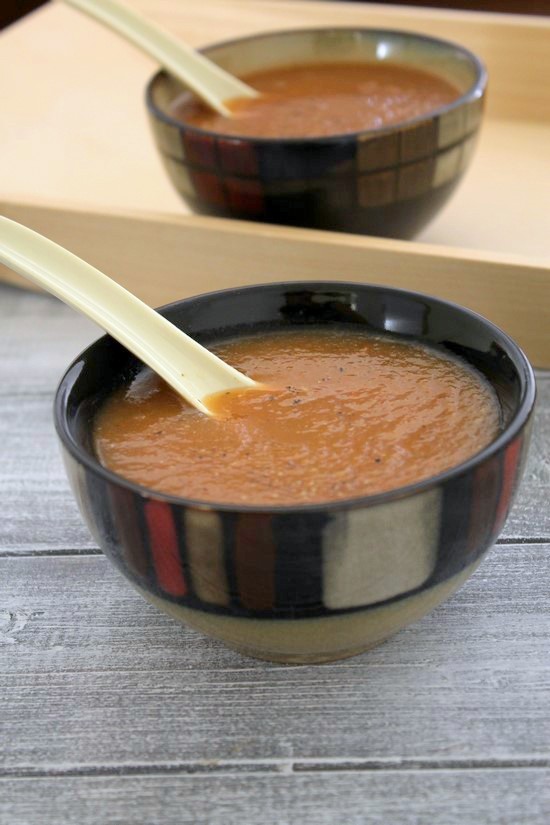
(1, 282, 549, 825)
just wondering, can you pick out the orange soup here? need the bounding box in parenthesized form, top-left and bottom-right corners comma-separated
(172, 62, 459, 139)
(94, 328, 500, 506)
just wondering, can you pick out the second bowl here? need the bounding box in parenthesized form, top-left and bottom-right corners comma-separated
(147, 28, 486, 238)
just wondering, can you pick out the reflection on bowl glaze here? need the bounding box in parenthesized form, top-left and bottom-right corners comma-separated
(55, 283, 534, 663)
(146, 29, 487, 238)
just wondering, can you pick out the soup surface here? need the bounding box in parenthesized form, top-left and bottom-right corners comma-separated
(94, 328, 500, 506)
(172, 61, 459, 139)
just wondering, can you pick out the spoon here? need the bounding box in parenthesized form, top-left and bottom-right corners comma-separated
(0, 217, 256, 415)
(63, 0, 258, 117)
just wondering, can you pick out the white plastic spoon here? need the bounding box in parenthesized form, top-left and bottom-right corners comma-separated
(63, 0, 258, 117)
(0, 217, 256, 415)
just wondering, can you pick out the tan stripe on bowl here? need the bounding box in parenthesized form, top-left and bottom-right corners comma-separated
(322, 487, 442, 610)
(185, 508, 230, 607)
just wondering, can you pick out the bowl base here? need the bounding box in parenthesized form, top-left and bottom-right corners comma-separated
(221, 638, 382, 665)
(177, 176, 462, 240)
(136, 558, 481, 664)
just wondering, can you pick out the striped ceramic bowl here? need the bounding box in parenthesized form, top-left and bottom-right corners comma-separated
(54, 283, 534, 663)
(146, 28, 486, 238)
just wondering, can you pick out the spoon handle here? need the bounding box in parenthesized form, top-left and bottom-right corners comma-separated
(64, 0, 257, 116)
(0, 217, 255, 414)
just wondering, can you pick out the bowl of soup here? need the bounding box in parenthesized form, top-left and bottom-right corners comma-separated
(54, 283, 534, 663)
(146, 28, 487, 238)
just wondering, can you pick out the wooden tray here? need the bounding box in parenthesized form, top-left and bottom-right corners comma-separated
(1, 1, 549, 365)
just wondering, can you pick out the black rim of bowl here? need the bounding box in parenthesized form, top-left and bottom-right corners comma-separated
(54, 281, 536, 515)
(145, 27, 488, 145)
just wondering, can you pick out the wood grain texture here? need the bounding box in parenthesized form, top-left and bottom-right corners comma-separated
(1, 769, 549, 825)
(0, 286, 101, 396)
(0, 394, 96, 552)
(1, 544, 549, 770)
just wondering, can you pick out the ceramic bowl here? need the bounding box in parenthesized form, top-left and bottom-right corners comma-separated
(146, 28, 486, 238)
(54, 283, 534, 663)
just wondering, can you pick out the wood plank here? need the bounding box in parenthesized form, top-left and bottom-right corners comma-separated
(1, 544, 549, 768)
(0, 286, 101, 396)
(3, 545, 550, 673)
(1, 769, 549, 825)
(1, 375, 547, 553)
(1, 206, 549, 367)
(0, 394, 97, 552)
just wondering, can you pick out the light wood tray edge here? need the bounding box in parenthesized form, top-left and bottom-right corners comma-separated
(2, 198, 549, 368)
